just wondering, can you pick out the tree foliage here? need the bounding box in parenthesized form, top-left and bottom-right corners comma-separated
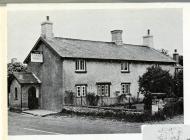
(7, 62, 27, 92)
(173, 70, 183, 97)
(138, 65, 174, 96)
(8, 62, 27, 75)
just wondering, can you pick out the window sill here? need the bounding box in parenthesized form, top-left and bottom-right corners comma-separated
(121, 70, 130, 73)
(75, 70, 87, 73)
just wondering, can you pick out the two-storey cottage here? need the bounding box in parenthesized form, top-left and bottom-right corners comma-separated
(9, 16, 176, 111)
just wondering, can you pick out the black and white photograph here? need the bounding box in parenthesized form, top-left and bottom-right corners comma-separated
(7, 5, 183, 135)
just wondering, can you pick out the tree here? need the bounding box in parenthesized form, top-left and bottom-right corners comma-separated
(173, 70, 183, 97)
(8, 62, 27, 75)
(138, 65, 174, 111)
(159, 48, 169, 56)
(7, 62, 27, 92)
(179, 55, 183, 66)
(138, 65, 174, 96)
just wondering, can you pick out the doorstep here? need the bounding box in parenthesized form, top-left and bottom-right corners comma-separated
(22, 109, 58, 117)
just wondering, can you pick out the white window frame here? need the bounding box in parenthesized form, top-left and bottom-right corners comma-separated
(121, 61, 129, 72)
(75, 59, 86, 72)
(97, 84, 110, 97)
(76, 85, 87, 97)
(121, 83, 130, 94)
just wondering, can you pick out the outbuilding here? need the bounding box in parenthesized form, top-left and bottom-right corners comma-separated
(9, 72, 41, 111)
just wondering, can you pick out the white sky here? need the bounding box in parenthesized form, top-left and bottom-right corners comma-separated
(7, 7, 183, 62)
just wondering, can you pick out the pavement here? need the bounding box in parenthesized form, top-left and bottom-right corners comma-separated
(8, 111, 184, 135)
(22, 109, 58, 117)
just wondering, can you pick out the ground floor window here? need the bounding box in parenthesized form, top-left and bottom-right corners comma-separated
(97, 83, 110, 97)
(121, 83, 130, 94)
(76, 85, 87, 97)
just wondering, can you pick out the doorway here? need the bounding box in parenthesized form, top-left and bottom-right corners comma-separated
(28, 86, 38, 109)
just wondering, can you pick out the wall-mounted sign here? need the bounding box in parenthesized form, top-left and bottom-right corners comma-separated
(31, 52, 43, 63)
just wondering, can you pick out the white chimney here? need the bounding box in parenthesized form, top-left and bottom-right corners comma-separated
(111, 30, 123, 45)
(173, 49, 179, 64)
(11, 58, 18, 64)
(41, 16, 54, 39)
(143, 29, 153, 48)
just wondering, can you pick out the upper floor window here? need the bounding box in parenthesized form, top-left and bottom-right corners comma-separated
(15, 87, 18, 100)
(121, 83, 130, 94)
(76, 85, 87, 97)
(121, 61, 129, 72)
(75, 59, 86, 72)
(97, 83, 110, 97)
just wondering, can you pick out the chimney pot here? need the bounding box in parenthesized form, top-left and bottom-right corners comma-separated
(147, 29, 150, 35)
(111, 30, 123, 45)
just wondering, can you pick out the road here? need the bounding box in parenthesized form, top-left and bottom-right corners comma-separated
(8, 112, 183, 135)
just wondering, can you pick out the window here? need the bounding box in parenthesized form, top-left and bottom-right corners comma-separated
(121, 61, 129, 72)
(15, 87, 18, 100)
(121, 83, 130, 94)
(97, 83, 110, 97)
(76, 85, 87, 97)
(75, 59, 86, 72)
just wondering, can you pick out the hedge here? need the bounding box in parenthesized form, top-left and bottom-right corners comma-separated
(60, 99, 183, 122)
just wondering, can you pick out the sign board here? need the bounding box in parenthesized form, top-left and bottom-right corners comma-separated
(31, 52, 43, 63)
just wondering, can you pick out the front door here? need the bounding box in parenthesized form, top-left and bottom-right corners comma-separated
(28, 86, 38, 109)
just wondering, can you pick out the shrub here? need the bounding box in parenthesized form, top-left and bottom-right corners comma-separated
(117, 94, 127, 103)
(64, 90, 75, 105)
(61, 99, 183, 122)
(86, 92, 99, 106)
(173, 71, 183, 97)
(162, 99, 183, 118)
(138, 65, 174, 96)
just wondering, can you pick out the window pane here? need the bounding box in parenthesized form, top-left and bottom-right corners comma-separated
(124, 62, 128, 70)
(101, 85, 104, 96)
(77, 86, 80, 97)
(80, 60, 83, 70)
(82, 86, 85, 96)
(105, 85, 108, 96)
(76, 60, 79, 70)
(121, 63, 123, 70)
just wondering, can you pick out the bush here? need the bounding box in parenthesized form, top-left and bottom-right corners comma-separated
(138, 65, 174, 96)
(64, 91, 75, 105)
(86, 92, 99, 106)
(173, 71, 183, 97)
(162, 99, 183, 118)
(61, 99, 183, 122)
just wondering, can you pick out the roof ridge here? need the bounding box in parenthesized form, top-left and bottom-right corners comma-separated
(53, 37, 144, 47)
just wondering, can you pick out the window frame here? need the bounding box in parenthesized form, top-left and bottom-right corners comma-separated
(97, 82, 111, 97)
(75, 59, 87, 73)
(121, 83, 131, 94)
(121, 61, 130, 73)
(75, 84, 87, 97)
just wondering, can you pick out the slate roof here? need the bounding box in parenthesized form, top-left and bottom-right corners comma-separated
(13, 72, 41, 84)
(24, 37, 175, 63)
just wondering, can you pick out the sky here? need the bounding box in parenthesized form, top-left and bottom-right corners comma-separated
(7, 6, 183, 63)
